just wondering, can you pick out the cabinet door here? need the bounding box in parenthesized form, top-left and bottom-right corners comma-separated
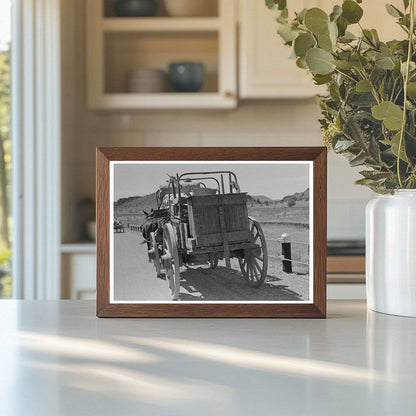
(239, 0, 323, 99)
(239, 0, 403, 99)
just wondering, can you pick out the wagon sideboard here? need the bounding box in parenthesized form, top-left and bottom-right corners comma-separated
(186, 193, 252, 249)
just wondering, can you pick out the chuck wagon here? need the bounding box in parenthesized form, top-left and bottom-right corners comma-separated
(145, 171, 268, 300)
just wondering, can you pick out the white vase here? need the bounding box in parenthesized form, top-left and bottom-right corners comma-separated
(366, 190, 416, 317)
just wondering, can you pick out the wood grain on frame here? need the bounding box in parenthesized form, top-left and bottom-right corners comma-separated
(96, 147, 327, 318)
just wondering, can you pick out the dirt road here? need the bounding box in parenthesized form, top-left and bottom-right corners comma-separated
(113, 230, 309, 302)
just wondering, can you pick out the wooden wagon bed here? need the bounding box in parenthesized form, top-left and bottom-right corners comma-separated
(186, 193, 252, 248)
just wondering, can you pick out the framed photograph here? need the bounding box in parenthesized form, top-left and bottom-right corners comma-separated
(96, 147, 327, 318)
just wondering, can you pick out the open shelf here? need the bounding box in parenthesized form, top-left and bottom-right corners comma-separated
(103, 0, 219, 18)
(61, 242, 96, 254)
(101, 17, 221, 32)
(86, 0, 237, 109)
(104, 31, 219, 94)
(90, 92, 235, 109)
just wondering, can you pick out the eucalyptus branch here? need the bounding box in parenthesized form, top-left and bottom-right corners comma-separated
(397, 0, 415, 188)
(390, 79, 398, 102)
(358, 69, 381, 104)
(267, 0, 416, 193)
(334, 68, 358, 83)
(393, 86, 404, 103)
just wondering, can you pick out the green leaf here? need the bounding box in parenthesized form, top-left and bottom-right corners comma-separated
(281, 8, 289, 18)
(340, 31, 356, 42)
(296, 57, 307, 69)
(350, 152, 368, 167)
(294, 33, 315, 57)
(306, 48, 335, 75)
(334, 139, 355, 152)
(355, 178, 377, 185)
(401, 61, 416, 77)
(295, 8, 307, 22)
(375, 56, 395, 70)
(344, 113, 368, 147)
(336, 15, 348, 36)
(371, 67, 386, 85)
(313, 74, 332, 85)
(328, 21, 338, 45)
(356, 79, 372, 93)
(363, 29, 375, 44)
(342, 0, 363, 24)
(318, 32, 333, 52)
(372, 101, 404, 130)
(266, 0, 287, 11)
(385, 4, 403, 18)
(382, 132, 409, 162)
(350, 53, 368, 69)
(393, 61, 402, 79)
(333, 59, 353, 70)
(371, 29, 380, 42)
(318, 22, 338, 52)
(407, 82, 416, 99)
(369, 136, 381, 162)
(277, 23, 299, 42)
(330, 5, 343, 22)
(403, 0, 410, 9)
(359, 170, 391, 180)
(349, 92, 376, 107)
(304, 8, 329, 35)
(379, 78, 386, 99)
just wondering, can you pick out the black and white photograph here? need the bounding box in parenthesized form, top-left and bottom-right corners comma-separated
(110, 161, 313, 303)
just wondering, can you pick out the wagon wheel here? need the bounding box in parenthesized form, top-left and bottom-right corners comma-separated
(238, 217, 268, 287)
(150, 231, 162, 277)
(161, 223, 181, 301)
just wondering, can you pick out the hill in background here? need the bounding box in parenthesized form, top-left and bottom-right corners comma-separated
(114, 188, 310, 217)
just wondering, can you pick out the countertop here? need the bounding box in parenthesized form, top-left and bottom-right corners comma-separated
(0, 300, 415, 415)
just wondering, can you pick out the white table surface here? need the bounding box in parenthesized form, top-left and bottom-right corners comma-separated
(0, 300, 415, 416)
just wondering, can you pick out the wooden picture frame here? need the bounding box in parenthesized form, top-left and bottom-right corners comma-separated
(96, 147, 327, 318)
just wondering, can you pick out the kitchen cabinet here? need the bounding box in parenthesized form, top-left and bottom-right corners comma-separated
(61, 244, 96, 300)
(86, 0, 237, 109)
(239, 0, 325, 99)
(238, 0, 404, 99)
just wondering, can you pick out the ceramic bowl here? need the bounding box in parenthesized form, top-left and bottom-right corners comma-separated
(127, 68, 167, 93)
(168, 62, 205, 93)
(114, 0, 158, 17)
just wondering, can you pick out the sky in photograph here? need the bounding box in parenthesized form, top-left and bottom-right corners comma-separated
(113, 162, 310, 201)
(0, 0, 11, 50)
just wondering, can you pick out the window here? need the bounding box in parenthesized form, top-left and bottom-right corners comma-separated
(0, 0, 11, 298)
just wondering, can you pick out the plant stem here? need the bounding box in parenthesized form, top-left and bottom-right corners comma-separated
(358, 69, 380, 104)
(397, 0, 415, 188)
(334, 68, 357, 83)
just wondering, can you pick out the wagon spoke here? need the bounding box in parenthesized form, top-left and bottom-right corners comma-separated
(248, 264, 255, 282)
(252, 258, 262, 276)
(253, 231, 260, 243)
(248, 266, 256, 282)
(254, 254, 263, 263)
